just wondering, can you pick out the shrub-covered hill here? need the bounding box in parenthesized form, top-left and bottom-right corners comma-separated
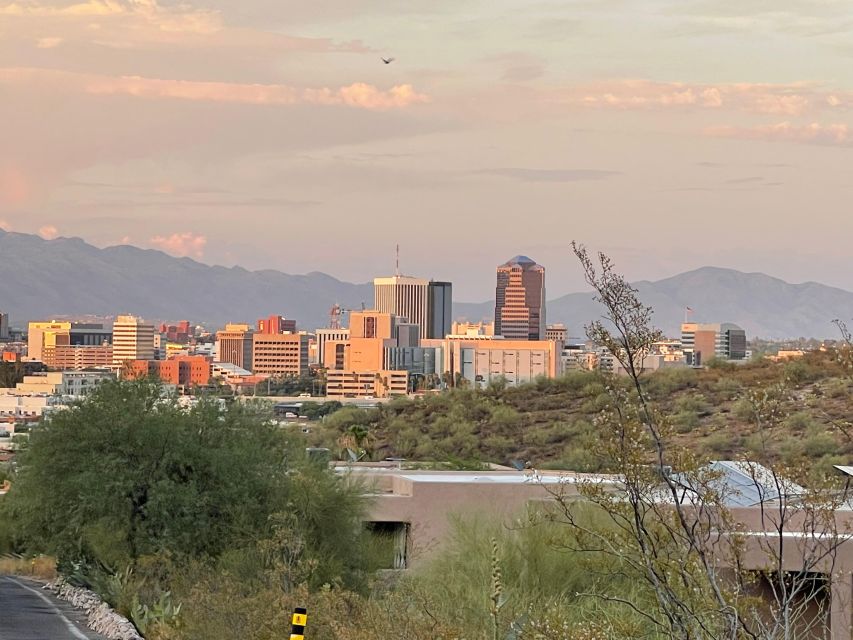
(308, 350, 853, 474)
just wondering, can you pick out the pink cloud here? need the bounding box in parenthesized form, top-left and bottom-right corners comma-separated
(0, 0, 222, 34)
(150, 232, 207, 258)
(0, 219, 11, 230)
(0, 68, 429, 111)
(705, 122, 851, 146)
(36, 36, 64, 49)
(38, 224, 58, 239)
(558, 80, 844, 117)
(86, 75, 429, 110)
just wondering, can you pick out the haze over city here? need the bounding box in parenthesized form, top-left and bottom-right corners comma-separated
(2, 0, 853, 299)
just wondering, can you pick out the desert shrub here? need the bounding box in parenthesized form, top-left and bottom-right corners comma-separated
(673, 410, 700, 433)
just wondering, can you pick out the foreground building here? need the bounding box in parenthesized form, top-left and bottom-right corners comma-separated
(343, 462, 853, 639)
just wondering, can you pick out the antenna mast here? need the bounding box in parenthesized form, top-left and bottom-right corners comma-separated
(395, 243, 400, 277)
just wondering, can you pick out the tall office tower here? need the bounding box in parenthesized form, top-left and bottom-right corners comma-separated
(112, 315, 155, 365)
(494, 255, 546, 341)
(216, 324, 254, 370)
(374, 276, 452, 340)
(256, 315, 297, 335)
(0, 312, 8, 340)
(427, 281, 453, 339)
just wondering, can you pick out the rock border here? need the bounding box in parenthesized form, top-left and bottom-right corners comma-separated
(44, 578, 143, 640)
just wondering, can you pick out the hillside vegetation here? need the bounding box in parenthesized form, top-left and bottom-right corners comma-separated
(310, 350, 853, 473)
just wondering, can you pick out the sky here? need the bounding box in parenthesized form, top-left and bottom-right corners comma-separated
(2, 0, 853, 301)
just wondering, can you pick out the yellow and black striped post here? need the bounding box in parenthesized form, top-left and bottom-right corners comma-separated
(290, 606, 308, 640)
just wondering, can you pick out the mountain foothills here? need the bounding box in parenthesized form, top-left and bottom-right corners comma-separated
(2, 229, 852, 338)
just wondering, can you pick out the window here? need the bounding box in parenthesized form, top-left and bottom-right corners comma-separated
(365, 521, 409, 569)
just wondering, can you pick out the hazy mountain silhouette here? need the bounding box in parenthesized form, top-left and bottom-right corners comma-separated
(0, 230, 373, 329)
(455, 267, 853, 339)
(2, 230, 851, 338)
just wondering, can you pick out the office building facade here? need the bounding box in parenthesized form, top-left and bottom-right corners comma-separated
(216, 324, 254, 371)
(256, 315, 297, 335)
(374, 276, 453, 340)
(681, 322, 748, 365)
(252, 332, 310, 376)
(112, 316, 155, 365)
(494, 255, 546, 340)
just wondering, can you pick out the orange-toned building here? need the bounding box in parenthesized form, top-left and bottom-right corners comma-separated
(494, 255, 546, 341)
(251, 332, 309, 376)
(42, 345, 113, 370)
(256, 315, 297, 335)
(125, 355, 211, 387)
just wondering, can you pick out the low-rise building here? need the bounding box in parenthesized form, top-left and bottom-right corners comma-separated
(444, 338, 560, 387)
(326, 369, 408, 399)
(125, 356, 211, 387)
(42, 344, 113, 370)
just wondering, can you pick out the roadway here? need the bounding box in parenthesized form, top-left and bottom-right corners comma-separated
(0, 576, 108, 640)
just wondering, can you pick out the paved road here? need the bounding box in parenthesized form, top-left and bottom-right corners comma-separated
(0, 576, 107, 640)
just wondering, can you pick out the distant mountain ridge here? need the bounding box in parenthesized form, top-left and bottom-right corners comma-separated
(1, 230, 851, 338)
(455, 266, 853, 339)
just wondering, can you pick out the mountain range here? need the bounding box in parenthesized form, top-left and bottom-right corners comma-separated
(1, 229, 851, 339)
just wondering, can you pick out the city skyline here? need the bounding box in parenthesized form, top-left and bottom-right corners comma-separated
(3, 2, 853, 299)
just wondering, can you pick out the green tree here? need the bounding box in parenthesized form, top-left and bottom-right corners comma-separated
(1, 379, 369, 590)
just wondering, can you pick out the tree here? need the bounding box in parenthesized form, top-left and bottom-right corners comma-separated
(536, 244, 851, 639)
(1, 379, 370, 590)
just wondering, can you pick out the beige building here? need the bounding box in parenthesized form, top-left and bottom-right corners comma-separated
(27, 321, 72, 362)
(545, 323, 567, 349)
(216, 323, 254, 371)
(325, 369, 408, 399)
(443, 338, 560, 387)
(112, 315, 155, 366)
(450, 321, 495, 337)
(344, 463, 853, 638)
(252, 332, 310, 376)
(681, 322, 747, 365)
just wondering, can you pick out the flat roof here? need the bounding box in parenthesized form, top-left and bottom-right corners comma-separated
(398, 473, 569, 484)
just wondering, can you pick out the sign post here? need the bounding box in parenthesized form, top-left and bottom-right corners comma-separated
(290, 607, 308, 640)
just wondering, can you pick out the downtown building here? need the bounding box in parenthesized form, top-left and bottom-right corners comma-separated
(27, 321, 114, 370)
(681, 322, 747, 366)
(373, 276, 452, 340)
(112, 315, 155, 366)
(215, 323, 254, 371)
(494, 255, 546, 340)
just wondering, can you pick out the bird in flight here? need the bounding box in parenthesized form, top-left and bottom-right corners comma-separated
(381, 57, 395, 64)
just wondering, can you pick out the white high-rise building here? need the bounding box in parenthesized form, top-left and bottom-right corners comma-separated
(112, 315, 155, 366)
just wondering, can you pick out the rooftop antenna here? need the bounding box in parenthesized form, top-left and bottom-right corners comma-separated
(395, 243, 400, 277)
